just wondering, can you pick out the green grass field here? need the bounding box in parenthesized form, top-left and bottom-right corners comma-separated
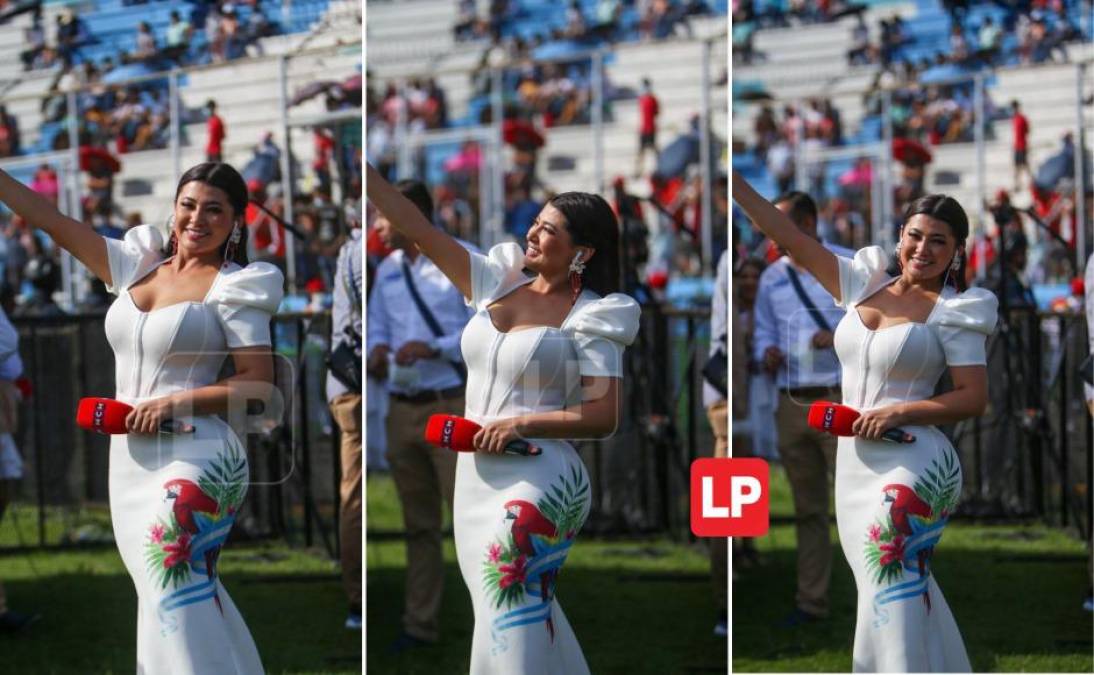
(733, 466, 1094, 672)
(366, 473, 728, 674)
(0, 506, 360, 674)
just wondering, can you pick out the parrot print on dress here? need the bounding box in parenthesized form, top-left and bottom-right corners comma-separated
(144, 442, 247, 602)
(863, 448, 961, 613)
(482, 466, 589, 643)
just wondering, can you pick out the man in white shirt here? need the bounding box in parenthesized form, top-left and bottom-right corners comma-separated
(366, 179, 476, 651)
(752, 191, 852, 626)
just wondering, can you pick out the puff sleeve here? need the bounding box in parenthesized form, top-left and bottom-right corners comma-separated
(932, 288, 998, 366)
(103, 224, 165, 294)
(212, 263, 285, 348)
(467, 242, 530, 311)
(835, 246, 892, 308)
(567, 294, 641, 378)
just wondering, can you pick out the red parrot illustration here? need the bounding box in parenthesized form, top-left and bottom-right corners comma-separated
(164, 479, 223, 612)
(504, 499, 559, 639)
(882, 483, 933, 610)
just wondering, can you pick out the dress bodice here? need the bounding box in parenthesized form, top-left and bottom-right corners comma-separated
(832, 246, 998, 411)
(460, 243, 640, 425)
(102, 225, 284, 404)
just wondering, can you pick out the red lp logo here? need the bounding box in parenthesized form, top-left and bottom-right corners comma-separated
(690, 458, 769, 537)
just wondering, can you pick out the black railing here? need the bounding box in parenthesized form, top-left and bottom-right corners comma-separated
(955, 309, 1092, 539)
(515, 304, 714, 540)
(1, 311, 345, 557)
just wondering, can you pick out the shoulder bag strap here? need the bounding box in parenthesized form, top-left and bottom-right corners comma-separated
(785, 265, 832, 333)
(401, 259, 467, 383)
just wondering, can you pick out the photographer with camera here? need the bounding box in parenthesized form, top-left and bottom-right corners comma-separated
(327, 205, 362, 630)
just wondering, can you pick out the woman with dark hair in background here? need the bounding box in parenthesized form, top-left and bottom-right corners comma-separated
(0, 162, 283, 673)
(367, 163, 639, 674)
(733, 171, 997, 672)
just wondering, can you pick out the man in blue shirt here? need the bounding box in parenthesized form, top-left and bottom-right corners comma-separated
(366, 179, 476, 651)
(752, 191, 852, 626)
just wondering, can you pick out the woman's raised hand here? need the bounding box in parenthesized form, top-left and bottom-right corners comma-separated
(731, 170, 842, 302)
(0, 169, 111, 287)
(365, 163, 473, 300)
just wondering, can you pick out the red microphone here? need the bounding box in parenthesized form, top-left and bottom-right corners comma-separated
(806, 401, 915, 443)
(76, 397, 194, 435)
(424, 414, 542, 457)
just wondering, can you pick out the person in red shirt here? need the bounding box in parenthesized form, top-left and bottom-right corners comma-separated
(635, 77, 660, 177)
(205, 99, 226, 163)
(1011, 100, 1030, 192)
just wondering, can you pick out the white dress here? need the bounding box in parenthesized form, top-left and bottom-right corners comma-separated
(454, 243, 640, 675)
(832, 247, 997, 672)
(102, 225, 284, 674)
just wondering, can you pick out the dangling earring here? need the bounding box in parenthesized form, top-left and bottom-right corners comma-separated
(569, 251, 586, 305)
(165, 215, 177, 256)
(223, 225, 241, 268)
(949, 251, 962, 272)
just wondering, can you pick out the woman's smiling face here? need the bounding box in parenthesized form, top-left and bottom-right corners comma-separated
(524, 204, 582, 274)
(898, 214, 958, 286)
(172, 181, 236, 259)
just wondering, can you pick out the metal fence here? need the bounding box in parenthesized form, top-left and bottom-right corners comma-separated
(591, 304, 715, 539)
(1, 310, 345, 556)
(957, 308, 1092, 538)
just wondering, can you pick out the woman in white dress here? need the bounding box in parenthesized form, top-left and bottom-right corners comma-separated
(733, 171, 997, 672)
(367, 164, 640, 674)
(0, 163, 283, 673)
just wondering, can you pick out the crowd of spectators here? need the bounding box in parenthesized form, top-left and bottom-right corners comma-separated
(17, 3, 273, 76)
(454, 0, 707, 45)
(0, 126, 361, 316)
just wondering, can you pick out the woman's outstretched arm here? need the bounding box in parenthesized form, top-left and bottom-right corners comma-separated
(366, 163, 472, 300)
(0, 169, 110, 284)
(732, 170, 841, 301)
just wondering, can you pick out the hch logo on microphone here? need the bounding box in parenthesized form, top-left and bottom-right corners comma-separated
(441, 419, 455, 448)
(93, 401, 107, 429)
(690, 458, 769, 537)
(822, 405, 835, 430)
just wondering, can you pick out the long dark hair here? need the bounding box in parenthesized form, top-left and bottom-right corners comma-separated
(548, 191, 621, 298)
(888, 194, 969, 292)
(167, 162, 250, 266)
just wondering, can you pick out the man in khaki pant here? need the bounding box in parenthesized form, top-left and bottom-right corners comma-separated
(366, 179, 475, 651)
(752, 191, 851, 625)
(328, 222, 363, 630)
